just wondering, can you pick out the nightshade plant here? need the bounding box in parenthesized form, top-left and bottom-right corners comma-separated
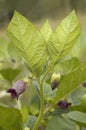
(1, 10, 86, 130)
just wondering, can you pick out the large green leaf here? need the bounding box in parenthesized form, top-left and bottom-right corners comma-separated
(7, 42, 20, 60)
(0, 37, 9, 60)
(7, 11, 47, 75)
(53, 62, 86, 103)
(41, 20, 52, 41)
(69, 32, 86, 59)
(66, 111, 86, 127)
(47, 10, 81, 61)
(0, 106, 23, 130)
(0, 68, 20, 84)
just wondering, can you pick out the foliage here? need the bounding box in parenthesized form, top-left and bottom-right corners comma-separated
(1, 10, 86, 130)
(0, 106, 23, 130)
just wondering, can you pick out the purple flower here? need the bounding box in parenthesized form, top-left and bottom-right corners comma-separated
(7, 80, 26, 100)
(82, 82, 86, 87)
(58, 100, 72, 109)
(51, 80, 59, 90)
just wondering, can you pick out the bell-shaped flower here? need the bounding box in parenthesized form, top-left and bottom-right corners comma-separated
(7, 80, 26, 100)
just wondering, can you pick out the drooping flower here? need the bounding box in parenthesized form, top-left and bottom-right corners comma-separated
(58, 100, 72, 109)
(51, 73, 61, 90)
(7, 80, 26, 100)
(51, 80, 59, 90)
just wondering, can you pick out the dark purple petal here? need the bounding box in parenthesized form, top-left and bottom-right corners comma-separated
(58, 100, 72, 109)
(51, 80, 59, 90)
(7, 80, 26, 100)
(7, 89, 18, 99)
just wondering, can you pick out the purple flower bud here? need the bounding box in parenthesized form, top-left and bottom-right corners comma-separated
(82, 82, 86, 87)
(58, 100, 72, 109)
(7, 80, 26, 100)
(51, 80, 59, 90)
(51, 73, 61, 90)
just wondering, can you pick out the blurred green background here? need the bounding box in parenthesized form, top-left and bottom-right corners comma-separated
(0, 0, 86, 30)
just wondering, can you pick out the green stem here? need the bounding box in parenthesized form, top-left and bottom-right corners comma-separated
(33, 64, 55, 130)
(76, 125, 82, 130)
(33, 82, 44, 130)
(17, 99, 21, 109)
(34, 60, 59, 129)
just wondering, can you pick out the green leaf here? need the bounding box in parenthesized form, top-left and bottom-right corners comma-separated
(7, 11, 47, 75)
(0, 106, 23, 130)
(0, 126, 5, 130)
(7, 42, 20, 60)
(54, 57, 80, 75)
(20, 105, 29, 123)
(47, 10, 81, 61)
(0, 68, 20, 84)
(66, 111, 86, 127)
(0, 37, 9, 60)
(29, 95, 40, 115)
(70, 94, 86, 113)
(69, 32, 86, 59)
(46, 115, 75, 130)
(54, 62, 86, 103)
(25, 115, 37, 130)
(41, 20, 52, 41)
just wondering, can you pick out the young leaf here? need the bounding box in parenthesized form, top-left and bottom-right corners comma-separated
(0, 106, 23, 130)
(7, 11, 47, 75)
(53, 62, 86, 103)
(40, 20, 52, 41)
(66, 111, 86, 127)
(47, 10, 81, 62)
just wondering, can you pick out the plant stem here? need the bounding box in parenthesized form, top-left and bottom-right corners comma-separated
(17, 99, 21, 109)
(33, 82, 44, 130)
(34, 62, 58, 130)
(33, 64, 54, 130)
(76, 125, 82, 130)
